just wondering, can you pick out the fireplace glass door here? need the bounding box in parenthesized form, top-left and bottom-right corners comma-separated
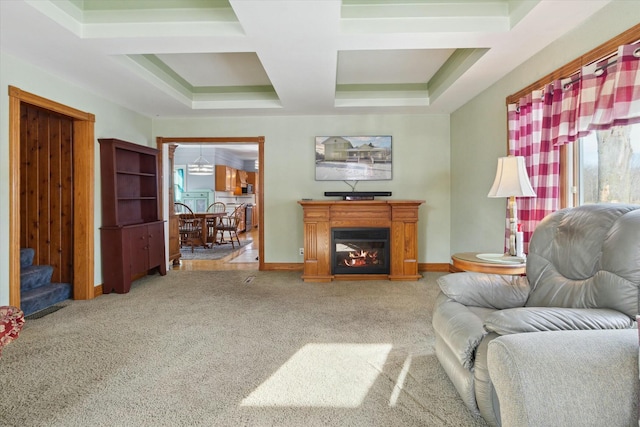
(331, 228, 390, 275)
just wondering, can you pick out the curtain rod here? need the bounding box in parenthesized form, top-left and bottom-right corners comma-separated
(506, 24, 640, 105)
(512, 42, 640, 103)
(561, 57, 618, 88)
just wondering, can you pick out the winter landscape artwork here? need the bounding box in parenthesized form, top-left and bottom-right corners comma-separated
(315, 136, 392, 181)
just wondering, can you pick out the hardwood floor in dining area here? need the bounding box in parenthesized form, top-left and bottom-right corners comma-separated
(173, 228, 259, 271)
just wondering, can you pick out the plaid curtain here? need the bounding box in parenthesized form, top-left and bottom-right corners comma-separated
(579, 44, 640, 130)
(507, 44, 640, 253)
(507, 93, 560, 253)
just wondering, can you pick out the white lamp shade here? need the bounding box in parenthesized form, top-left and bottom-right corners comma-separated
(188, 157, 214, 175)
(188, 145, 214, 176)
(488, 156, 536, 198)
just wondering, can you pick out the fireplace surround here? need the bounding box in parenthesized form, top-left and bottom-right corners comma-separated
(298, 200, 424, 282)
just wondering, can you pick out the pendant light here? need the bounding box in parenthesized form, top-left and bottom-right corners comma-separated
(188, 145, 214, 175)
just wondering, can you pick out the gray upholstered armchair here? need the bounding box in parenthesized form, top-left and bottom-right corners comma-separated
(432, 203, 640, 426)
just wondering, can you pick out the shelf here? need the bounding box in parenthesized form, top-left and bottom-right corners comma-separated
(99, 138, 166, 294)
(116, 170, 156, 177)
(117, 197, 157, 201)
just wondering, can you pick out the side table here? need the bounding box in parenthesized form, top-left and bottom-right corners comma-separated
(451, 252, 526, 275)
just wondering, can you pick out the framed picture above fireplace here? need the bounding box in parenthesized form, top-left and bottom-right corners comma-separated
(315, 135, 392, 181)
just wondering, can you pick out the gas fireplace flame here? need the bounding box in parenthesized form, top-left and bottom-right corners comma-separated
(343, 249, 380, 267)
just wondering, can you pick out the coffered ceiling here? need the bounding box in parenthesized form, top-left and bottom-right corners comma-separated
(0, 0, 612, 118)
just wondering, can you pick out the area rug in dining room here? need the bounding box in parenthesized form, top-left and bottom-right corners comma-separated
(179, 240, 252, 260)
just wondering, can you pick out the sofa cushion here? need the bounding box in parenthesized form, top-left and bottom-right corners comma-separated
(437, 272, 530, 309)
(526, 204, 640, 318)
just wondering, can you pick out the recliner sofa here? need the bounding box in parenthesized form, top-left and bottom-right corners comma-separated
(432, 203, 640, 426)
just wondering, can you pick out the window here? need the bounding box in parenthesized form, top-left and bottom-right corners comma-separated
(567, 123, 640, 206)
(173, 165, 186, 201)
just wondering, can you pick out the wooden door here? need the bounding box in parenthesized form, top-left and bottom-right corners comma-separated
(20, 103, 74, 285)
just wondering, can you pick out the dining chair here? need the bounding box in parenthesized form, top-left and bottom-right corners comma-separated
(206, 202, 226, 244)
(217, 204, 244, 248)
(175, 202, 203, 252)
(174, 201, 193, 215)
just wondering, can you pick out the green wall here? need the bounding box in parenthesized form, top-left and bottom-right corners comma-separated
(450, 1, 640, 254)
(0, 50, 452, 305)
(0, 51, 153, 304)
(3, 0, 636, 306)
(153, 114, 451, 264)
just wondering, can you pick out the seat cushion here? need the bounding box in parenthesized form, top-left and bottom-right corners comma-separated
(488, 329, 639, 427)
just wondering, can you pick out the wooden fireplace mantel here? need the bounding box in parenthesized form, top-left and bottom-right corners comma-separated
(298, 199, 425, 282)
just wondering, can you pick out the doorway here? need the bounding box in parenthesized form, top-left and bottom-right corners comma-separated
(20, 103, 75, 285)
(8, 86, 95, 308)
(156, 137, 265, 271)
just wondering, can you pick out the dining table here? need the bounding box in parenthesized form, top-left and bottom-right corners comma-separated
(177, 211, 226, 248)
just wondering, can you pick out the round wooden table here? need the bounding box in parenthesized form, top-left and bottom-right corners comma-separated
(451, 252, 526, 275)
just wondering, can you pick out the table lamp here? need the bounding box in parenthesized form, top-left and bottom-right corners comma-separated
(488, 156, 536, 256)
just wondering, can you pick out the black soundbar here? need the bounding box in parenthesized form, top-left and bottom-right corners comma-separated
(324, 191, 392, 200)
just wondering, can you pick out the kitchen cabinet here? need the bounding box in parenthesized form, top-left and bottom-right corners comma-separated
(246, 172, 257, 194)
(236, 170, 248, 187)
(215, 165, 236, 192)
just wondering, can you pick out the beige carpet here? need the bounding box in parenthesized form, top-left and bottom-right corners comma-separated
(0, 271, 488, 427)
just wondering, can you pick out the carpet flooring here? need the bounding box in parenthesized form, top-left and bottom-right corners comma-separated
(179, 240, 252, 260)
(0, 271, 488, 427)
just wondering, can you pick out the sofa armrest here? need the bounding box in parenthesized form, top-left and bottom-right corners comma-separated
(484, 307, 634, 335)
(437, 272, 530, 309)
(488, 329, 639, 427)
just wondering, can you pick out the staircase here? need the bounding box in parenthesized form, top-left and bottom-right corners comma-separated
(20, 248, 72, 317)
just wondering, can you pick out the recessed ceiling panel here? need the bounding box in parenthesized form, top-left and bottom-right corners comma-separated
(337, 49, 455, 85)
(1, 0, 614, 116)
(156, 53, 271, 87)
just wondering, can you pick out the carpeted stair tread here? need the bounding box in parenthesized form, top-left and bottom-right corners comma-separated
(20, 248, 35, 269)
(20, 282, 72, 317)
(20, 265, 54, 291)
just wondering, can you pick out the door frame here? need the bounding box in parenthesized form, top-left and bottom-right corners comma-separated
(156, 136, 265, 270)
(8, 86, 96, 307)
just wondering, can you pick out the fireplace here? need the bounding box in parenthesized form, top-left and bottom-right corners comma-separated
(298, 199, 424, 282)
(332, 228, 390, 275)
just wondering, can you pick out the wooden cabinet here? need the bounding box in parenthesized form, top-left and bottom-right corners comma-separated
(99, 138, 166, 294)
(298, 200, 424, 282)
(252, 206, 258, 229)
(236, 170, 248, 187)
(247, 171, 257, 194)
(215, 165, 236, 192)
(102, 222, 166, 293)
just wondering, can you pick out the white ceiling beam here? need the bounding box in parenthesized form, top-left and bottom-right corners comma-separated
(230, 0, 341, 111)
